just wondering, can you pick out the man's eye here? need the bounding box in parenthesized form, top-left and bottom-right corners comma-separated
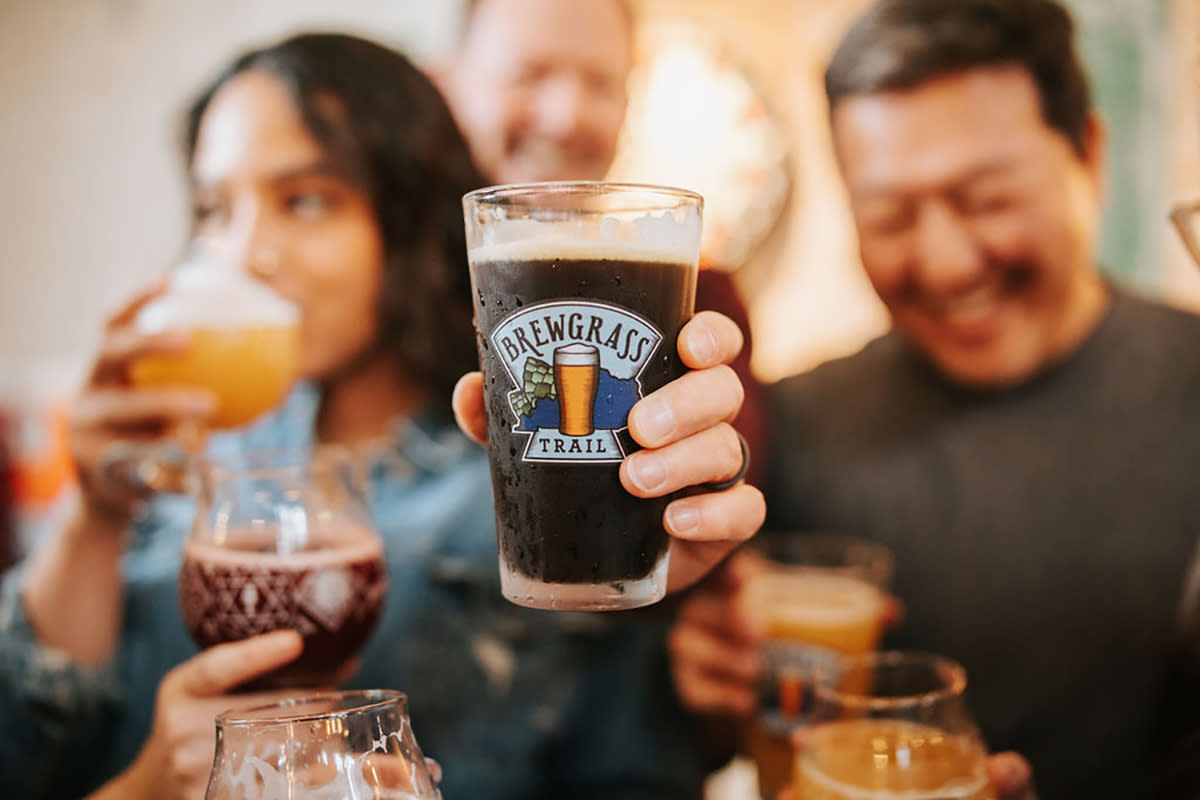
(965, 195, 1016, 216)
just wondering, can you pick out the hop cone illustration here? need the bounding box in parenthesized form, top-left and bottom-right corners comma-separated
(514, 357, 556, 416)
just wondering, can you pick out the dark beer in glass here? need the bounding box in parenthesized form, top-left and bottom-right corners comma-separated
(464, 182, 702, 610)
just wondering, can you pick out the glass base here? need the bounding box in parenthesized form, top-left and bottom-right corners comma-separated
(499, 550, 669, 611)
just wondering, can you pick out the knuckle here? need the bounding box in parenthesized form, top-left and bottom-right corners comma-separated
(713, 423, 742, 469)
(666, 627, 690, 659)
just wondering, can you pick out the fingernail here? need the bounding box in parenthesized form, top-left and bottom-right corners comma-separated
(627, 455, 667, 493)
(665, 502, 700, 536)
(158, 331, 190, 348)
(687, 323, 718, 364)
(635, 398, 675, 444)
(185, 394, 218, 415)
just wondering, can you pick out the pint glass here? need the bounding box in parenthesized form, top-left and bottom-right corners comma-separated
(745, 535, 894, 798)
(464, 182, 702, 611)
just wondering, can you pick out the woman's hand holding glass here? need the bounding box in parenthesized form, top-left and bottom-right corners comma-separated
(87, 631, 308, 800)
(73, 248, 300, 524)
(71, 282, 219, 525)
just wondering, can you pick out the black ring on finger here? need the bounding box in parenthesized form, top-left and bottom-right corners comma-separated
(700, 430, 749, 492)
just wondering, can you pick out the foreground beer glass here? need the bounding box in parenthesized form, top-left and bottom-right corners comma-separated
(794, 652, 993, 800)
(464, 182, 702, 611)
(207, 690, 441, 799)
(745, 535, 894, 798)
(179, 448, 387, 687)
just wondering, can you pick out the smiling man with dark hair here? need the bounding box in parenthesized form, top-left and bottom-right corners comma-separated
(670, 2, 1200, 797)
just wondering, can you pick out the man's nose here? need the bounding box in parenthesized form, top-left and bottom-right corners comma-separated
(531, 74, 591, 141)
(912, 201, 986, 293)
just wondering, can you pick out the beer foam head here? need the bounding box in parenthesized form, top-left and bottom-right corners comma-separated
(136, 262, 300, 333)
(185, 528, 382, 567)
(468, 201, 703, 266)
(554, 343, 600, 365)
(469, 236, 698, 267)
(753, 571, 882, 628)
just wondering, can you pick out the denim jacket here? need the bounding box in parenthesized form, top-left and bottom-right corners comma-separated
(0, 386, 712, 799)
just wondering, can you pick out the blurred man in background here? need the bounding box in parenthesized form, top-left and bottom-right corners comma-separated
(669, 0, 1200, 797)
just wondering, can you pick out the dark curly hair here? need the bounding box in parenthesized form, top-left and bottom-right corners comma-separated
(185, 32, 486, 400)
(826, 0, 1092, 159)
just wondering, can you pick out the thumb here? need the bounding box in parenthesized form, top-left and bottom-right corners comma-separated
(452, 372, 487, 446)
(177, 631, 304, 696)
(987, 751, 1037, 800)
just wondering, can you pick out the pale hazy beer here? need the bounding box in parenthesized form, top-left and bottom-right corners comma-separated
(793, 720, 993, 800)
(133, 254, 301, 430)
(554, 344, 600, 436)
(131, 325, 299, 429)
(755, 570, 884, 654)
(747, 571, 886, 798)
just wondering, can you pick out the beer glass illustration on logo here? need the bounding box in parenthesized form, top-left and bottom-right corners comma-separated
(464, 182, 702, 611)
(554, 344, 600, 436)
(206, 690, 441, 799)
(179, 447, 387, 688)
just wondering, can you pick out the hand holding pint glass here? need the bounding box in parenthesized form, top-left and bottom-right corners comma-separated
(463, 181, 762, 610)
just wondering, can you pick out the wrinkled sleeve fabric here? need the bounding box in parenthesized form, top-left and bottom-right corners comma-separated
(0, 563, 125, 798)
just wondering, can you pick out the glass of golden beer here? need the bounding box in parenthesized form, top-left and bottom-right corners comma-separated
(118, 245, 301, 489)
(794, 651, 993, 800)
(131, 246, 300, 430)
(744, 535, 894, 799)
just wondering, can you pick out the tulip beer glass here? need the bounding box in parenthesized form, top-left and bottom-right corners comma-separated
(206, 690, 441, 799)
(131, 243, 300, 430)
(179, 447, 386, 687)
(794, 652, 993, 800)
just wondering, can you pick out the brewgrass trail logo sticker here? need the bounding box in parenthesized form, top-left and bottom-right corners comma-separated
(490, 299, 662, 463)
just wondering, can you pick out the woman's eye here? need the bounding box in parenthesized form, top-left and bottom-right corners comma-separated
(287, 191, 331, 219)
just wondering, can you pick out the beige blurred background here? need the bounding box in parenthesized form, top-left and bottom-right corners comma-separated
(2, 0, 1196, 390)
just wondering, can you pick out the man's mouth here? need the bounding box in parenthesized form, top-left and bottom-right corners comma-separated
(926, 283, 1005, 328)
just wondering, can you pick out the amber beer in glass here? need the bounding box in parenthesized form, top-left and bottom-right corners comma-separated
(793, 652, 994, 800)
(745, 536, 893, 798)
(131, 253, 300, 430)
(464, 182, 702, 611)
